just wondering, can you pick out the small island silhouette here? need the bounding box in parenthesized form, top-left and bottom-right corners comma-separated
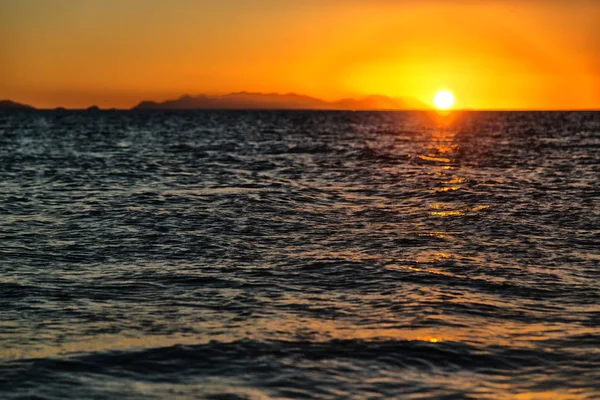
(0, 100, 36, 110)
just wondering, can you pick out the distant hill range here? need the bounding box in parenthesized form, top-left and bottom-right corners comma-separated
(133, 92, 427, 110)
(0, 93, 429, 111)
(0, 100, 36, 110)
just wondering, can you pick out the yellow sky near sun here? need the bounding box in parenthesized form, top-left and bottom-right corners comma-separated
(1, 0, 599, 109)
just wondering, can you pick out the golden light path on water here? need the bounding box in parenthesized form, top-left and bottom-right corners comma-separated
(2, 109, 597, 400)
(2, 112, 593, 363)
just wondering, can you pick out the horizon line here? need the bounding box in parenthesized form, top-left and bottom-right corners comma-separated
(7, 107, 600, 112)
(3, 97, 599, 113)
(4, 92, 600, 112)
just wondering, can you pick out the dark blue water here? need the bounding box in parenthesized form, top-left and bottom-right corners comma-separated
(1, 110, 599, 399)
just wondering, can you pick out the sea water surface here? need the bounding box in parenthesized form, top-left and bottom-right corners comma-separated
(1, 110, 599, 399)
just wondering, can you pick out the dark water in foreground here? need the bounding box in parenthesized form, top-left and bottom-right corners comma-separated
(1, 110, 599, 399)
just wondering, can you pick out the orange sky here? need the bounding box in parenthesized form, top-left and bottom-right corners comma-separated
(2, 0, 599, 109)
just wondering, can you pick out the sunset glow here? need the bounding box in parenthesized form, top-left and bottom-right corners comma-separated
(2, 0, 599, 109)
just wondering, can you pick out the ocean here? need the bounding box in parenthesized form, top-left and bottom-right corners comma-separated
(1, 110, 598, 399)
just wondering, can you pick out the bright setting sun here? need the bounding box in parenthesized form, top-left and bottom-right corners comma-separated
(433, 90, 454, 110)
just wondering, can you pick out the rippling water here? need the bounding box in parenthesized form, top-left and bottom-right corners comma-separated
(1, 110, 599, 399)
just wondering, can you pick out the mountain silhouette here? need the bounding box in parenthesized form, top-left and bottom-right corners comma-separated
(133, 92, 427, 110)
(0, 100, 36, 110)
(0, 93, 429, 111)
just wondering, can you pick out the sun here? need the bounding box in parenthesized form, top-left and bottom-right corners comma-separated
(433, 90, 454, 110)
